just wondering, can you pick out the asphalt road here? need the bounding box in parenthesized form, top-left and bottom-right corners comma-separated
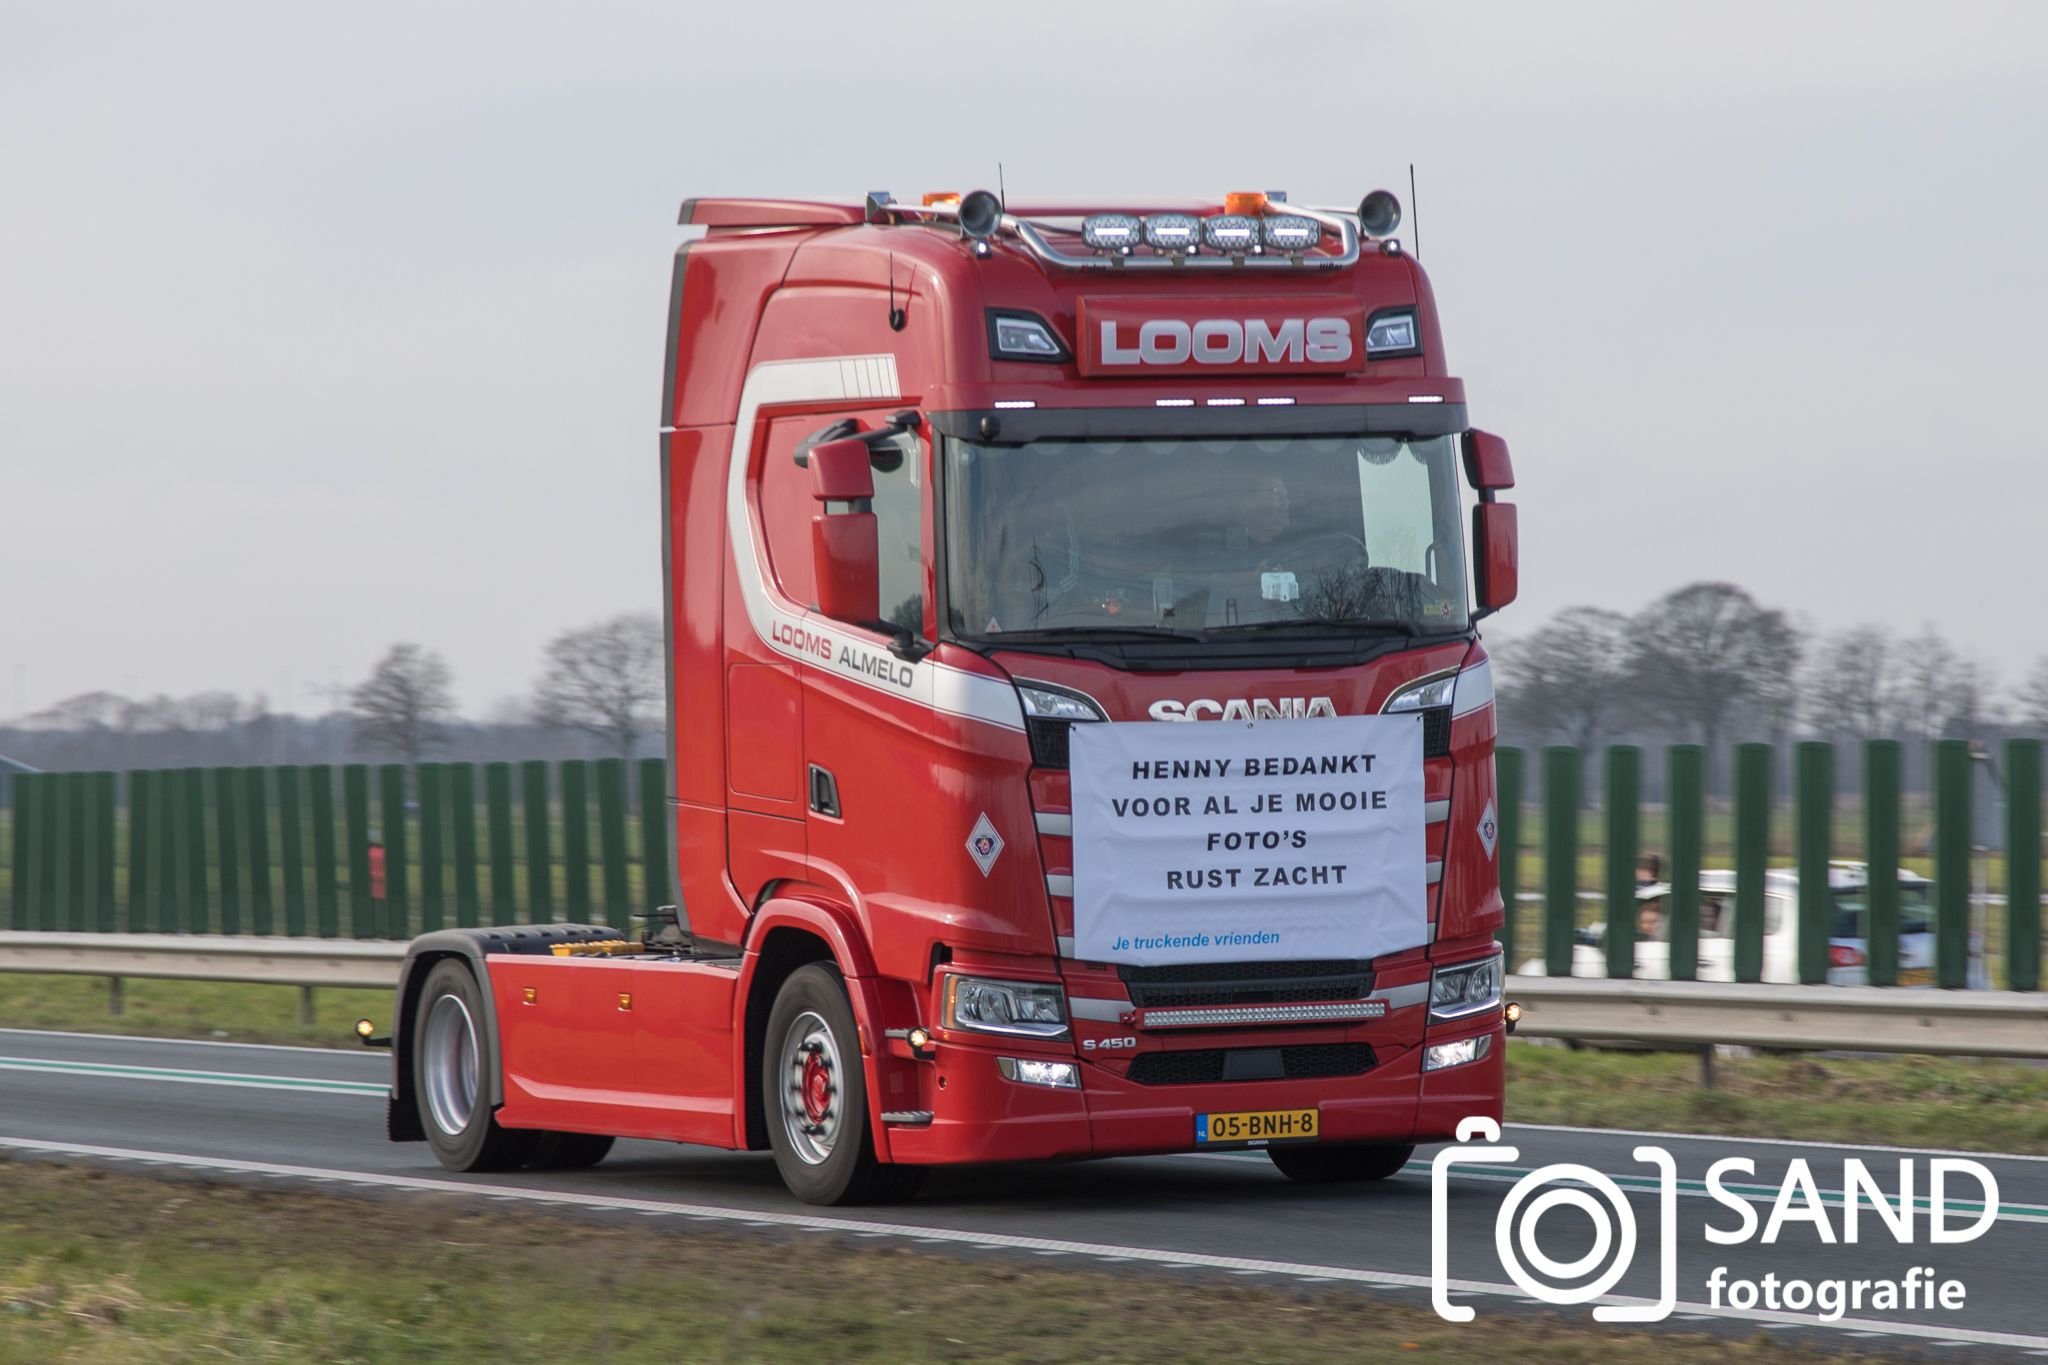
(4, 1026, 2047, 1359)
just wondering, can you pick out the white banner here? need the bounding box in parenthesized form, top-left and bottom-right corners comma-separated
(1070, 715, 1426, 965)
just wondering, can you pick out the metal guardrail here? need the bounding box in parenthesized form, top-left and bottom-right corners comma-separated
(5, 932, 2044, 1059)
(1510, 975, 2048, 1058)
(0, 932, 403, 990)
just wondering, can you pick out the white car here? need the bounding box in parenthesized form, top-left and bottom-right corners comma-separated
(1519, 862, 1988, 987)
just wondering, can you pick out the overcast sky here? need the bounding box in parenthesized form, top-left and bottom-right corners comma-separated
(3, 2, 2044, 718)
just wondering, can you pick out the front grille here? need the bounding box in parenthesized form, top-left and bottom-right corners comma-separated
(1124, 1044, 1376, 1087)
(1422, 705, 1452, 758)
(1027, 717, 1071, 768)
(1118, 959, 1373, 1009)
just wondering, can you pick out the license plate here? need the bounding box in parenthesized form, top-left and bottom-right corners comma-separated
(1196, 1108, 1319, 1147)
(1897, 967, 1934, 986)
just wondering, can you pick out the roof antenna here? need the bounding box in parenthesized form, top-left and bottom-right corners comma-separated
(1408, 163, 1420, 260)
(998, 162, 1007, 214)
(887, 253, 905, 331)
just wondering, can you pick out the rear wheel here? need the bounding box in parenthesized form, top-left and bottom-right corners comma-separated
(528, 1131, 616, 1169)
(414, 959, 536, 1172)
(1268, 1142, 1416, 1185)
(763, 962, 926, 1205)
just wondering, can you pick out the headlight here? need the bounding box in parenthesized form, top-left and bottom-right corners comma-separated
(1429, 951, 1502, 1023)
(1382, 672, 1457, 712)
(1365, 310, 1418, 356)
(943, 975, 1070, 1039)
(1017, 682, 1106, 723)
(1423, 1035, 1493, 1071)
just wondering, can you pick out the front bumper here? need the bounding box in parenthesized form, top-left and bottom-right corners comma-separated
(881, 1016, 1505, 1166)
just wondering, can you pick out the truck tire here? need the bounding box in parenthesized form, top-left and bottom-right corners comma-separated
(414, 958, 536, 1172)
(1267, 1142, 1415, 1184)
(529, 1132, 616, 1169)
(763, 962, 926, 1205)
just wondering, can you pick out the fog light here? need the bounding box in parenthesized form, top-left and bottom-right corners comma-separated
(996, 1057, 1080, 1089)
(1423, 1034, 1493, 1072)
(908, 1027, 932, 1051)
(354, 1018, 375, 1039)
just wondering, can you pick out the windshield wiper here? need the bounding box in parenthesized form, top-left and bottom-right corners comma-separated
(988, 625, 1211, 644)
(1208, 618, 1423, 639)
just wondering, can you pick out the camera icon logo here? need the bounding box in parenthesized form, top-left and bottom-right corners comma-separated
(1431, 1117, 1677, 1323)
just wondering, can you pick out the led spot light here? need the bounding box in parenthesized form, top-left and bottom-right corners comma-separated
(1142, 214, 1201, 253)
(1261, 215, 1321, 252)
(1081, 214, 1142, 252)
(1202, 214, 1260, 252)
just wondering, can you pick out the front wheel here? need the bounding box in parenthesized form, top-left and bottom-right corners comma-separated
(763, 962, 926, 1205)
(1268, 1142, 1416, 1185)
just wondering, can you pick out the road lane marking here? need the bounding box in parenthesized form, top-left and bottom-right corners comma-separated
(1161, 1150, 2048, 1223)
(2, 1135, 2044, 1353)
(0, 1027, 388, 1058)
(0, 1057, 386, 1098)
(1506, 1122, 2048, 1165)
(1414, 1159, 2048, 1224)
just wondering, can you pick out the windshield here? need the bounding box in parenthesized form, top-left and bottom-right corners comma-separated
(943, 432, 1470, 640)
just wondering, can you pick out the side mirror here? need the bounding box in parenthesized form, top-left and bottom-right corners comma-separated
(808, 438, 879, 624)
(1461, 429, 1515, 491)
(1473, 502, 1519, 612)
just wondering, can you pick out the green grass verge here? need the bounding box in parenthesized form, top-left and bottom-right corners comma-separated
(0, 974, 393, 1048)
(0, 1160, 1839, 1364)
(1507, 1039, 2048, 1153)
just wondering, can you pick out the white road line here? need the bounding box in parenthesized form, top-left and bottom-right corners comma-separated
(0, 1026, 386, 1058)
(2, 1135, 2043, 1352)
(1506, 1122, 2048, 1165)
(0, 1058, 385, 1098)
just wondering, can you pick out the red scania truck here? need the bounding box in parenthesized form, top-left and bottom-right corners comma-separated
(377, 187, 1519, 1204)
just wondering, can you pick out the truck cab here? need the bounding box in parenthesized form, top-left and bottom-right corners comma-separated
(385, 188, 1518, 1204)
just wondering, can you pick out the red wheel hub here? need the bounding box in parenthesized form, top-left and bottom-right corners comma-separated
(801, 1049, 832, 1123)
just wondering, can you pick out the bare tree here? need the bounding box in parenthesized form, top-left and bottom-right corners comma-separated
(2017, 655, 2048, 732)
(1893, 625, 1998, 740)
(1626, 582, 1800, 780)
(532, 612, 665, 762)
(1492, 607, 1632, 748)
(27, 691, 133, 733)
(351, 643, 455, 763)
(1802, 625, 1900, 740)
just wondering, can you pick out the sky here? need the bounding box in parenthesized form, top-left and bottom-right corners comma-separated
(3, 1, 2045, 718)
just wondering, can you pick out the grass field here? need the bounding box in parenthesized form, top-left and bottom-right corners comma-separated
(5, 973, 2046, 1155)
(0, 1160, 1843, 1364)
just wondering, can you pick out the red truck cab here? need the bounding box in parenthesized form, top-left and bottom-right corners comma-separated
(382, 188, 1518, 1204)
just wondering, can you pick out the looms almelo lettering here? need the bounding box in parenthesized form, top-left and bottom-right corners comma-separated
(1149, 696, 1340, 722)
(1097, 317, 1354, 367)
